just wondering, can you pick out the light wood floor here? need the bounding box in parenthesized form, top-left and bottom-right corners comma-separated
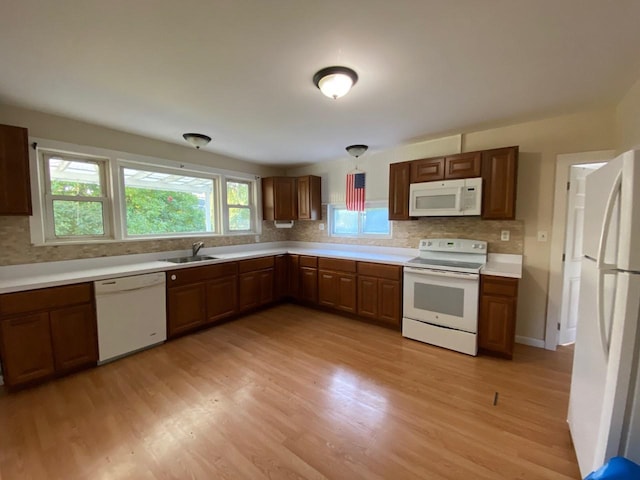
(0, 304, 580, 479)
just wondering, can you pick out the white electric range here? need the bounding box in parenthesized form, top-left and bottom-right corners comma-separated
(402, 238, 487, 356)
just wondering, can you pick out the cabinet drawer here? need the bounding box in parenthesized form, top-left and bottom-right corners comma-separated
(0, 283, 92, 316)
(239, 256, 275, 273)
(318, 257, 356, 273)
(357, 262, 402, 281)
(167, 262, 238, 286)
(481, 275, 518, 297)
(299, 256, 318, 268)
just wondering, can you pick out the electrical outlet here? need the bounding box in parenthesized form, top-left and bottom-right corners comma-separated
(319, 223, 325, 231)
(537, 231, 548, 242)
(501, 230, 510, 241)
(254, 235, 260, 242)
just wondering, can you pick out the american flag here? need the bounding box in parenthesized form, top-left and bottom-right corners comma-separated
(346, 172, 365, 211)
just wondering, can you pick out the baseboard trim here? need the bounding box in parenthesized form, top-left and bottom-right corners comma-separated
(515, 335, 545, 349)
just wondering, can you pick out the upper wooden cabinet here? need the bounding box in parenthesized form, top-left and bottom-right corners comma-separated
(445, 152, 481, 179)
(410, 157, 445, 183)
(390, 146, 517, 221)
(262, 175, 322, 221)
(410, 152, 481, 183)
(481, 146, 518, 220)
(297, 175, 321, 220)
(0, 124, 32, 215)
(262, 177, 297, 221)
(388, 161, 411, 221)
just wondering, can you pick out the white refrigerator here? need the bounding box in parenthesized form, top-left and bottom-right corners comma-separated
(568, 149, 640, 477)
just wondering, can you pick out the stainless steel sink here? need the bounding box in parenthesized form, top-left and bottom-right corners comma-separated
(164, 255, 218, 264)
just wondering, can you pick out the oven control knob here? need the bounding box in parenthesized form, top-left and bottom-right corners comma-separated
(427, 241, 432, 246)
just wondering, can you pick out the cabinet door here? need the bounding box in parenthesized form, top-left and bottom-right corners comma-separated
(318, 271, 338, 307)
(297, 175, 321, 220)
(274, 255, 289, 300)
(445, 152, 481, 179)
(378, 280, 401, 327)
(50, 304, 98, 373)
(388, 162, 411, 221)
(0, 312, 54, 386)
(206, 276, 238, 323)
(300, 267, 318, 304)
(167, 283, 206, 338)
(258, 269, 274, 306)
(481, 147, 518, 220)
(238, 271, 260, 312)
(0, 124, 32, 215)
(288, 255, 300, 299)
(410, 158, 445, 183)
(478, 294, 516, 358)
(357, 276, 378, 319)
(336, 274, 357, 313)
(274, 177, 297, 220)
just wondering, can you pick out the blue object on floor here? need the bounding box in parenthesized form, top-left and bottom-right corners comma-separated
(584, 457, 640, 479)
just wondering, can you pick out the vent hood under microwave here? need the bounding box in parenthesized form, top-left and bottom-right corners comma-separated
(409, 177, 482, 217)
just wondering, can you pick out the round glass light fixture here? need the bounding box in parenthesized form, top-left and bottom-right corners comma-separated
(346, 144, 368, 158)
(313, 66, 358, 100)
(182, 133, 212, 149)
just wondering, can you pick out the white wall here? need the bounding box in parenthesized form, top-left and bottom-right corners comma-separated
(616, 76, 640, 152)
(286, 135, 462, 202)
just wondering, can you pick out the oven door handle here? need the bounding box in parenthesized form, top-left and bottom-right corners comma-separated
(404, 266, 479, 280)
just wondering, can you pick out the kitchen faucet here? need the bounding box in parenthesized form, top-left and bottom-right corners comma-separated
(192, 241, 205, 256)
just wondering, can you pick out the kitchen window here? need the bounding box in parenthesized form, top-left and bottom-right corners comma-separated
(42, 152, 111, 240)
(30, 140, 260, 244)
(328, 202, 392, 238)
(225, 179, 254, 232)
(121, 165, 218, 236)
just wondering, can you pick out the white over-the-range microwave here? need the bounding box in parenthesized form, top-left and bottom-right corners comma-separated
(409, 177, 482, 216)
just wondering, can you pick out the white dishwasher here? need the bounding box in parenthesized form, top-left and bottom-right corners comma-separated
(94, 272, 167, 364)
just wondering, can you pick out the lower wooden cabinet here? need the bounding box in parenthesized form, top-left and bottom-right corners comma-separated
(299, 256, 318, 304)
(206, 276, 238, 323)
(356, 262, 402, 327)
(167, 262, 239, 338)
(478, 275, 519, 359)
(50, 304, 98, 373)
(238, 257, 275, 312)
(167, 283, 207, 337)
(0, 283, 97, 388)
(274, 254, 289, 300)
(318, 258, 357, 313)
(0, 312, 55, 386)
(288, 254, 300, 299)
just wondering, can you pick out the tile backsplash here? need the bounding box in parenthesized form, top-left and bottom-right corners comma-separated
(288, 206, 523, 254)
(0, 216, 288, 266)
(1, 206, 522, 266)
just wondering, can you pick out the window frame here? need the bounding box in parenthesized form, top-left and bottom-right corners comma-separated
(41, 151, 112, 242)
(223, 177, 256, 234)
(328, 201, 392, 239)
(117, 160, 221, 239)
(28, 138, 261, 245)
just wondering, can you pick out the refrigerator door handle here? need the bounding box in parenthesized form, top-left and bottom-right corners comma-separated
(596, 269, 610, 358)
(597, 170, 622, 270)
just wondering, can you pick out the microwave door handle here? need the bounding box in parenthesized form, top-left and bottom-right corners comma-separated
(457, 187, 463, 211)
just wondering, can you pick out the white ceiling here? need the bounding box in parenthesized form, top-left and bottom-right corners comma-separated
(1, 0, 640, 167)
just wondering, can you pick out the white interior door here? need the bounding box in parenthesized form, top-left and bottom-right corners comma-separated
(559, 164, 603, 344)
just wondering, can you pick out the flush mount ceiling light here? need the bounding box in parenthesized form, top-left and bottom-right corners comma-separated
(346, 144, 368, 158)
(313, 66, 358, 99)
(182, 133, 212, 149)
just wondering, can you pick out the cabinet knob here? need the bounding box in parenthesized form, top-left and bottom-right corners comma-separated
(171, 274, 177, 281)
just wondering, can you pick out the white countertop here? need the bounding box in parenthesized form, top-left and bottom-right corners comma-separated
(482, 254, 523, 279)
(0, 242, 522, 294)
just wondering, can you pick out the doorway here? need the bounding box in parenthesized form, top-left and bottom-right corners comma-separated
(544, 151, 614, 350)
